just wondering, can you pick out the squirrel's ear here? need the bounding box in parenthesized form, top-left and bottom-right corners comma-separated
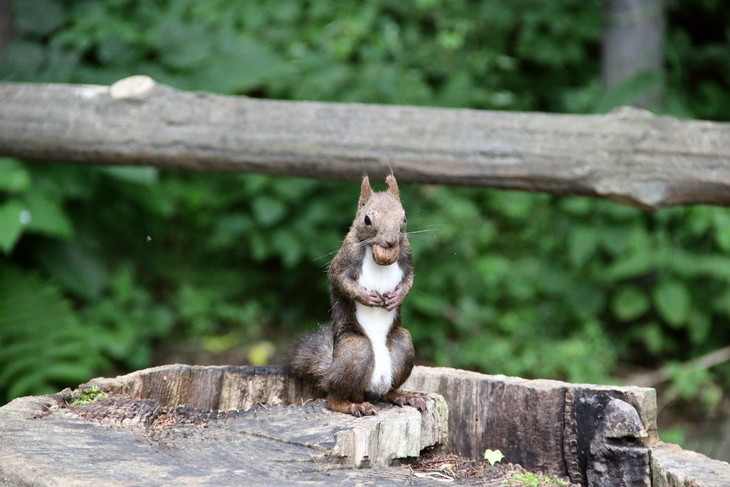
(359, 176, 373, 208)
(385, 174, 400, 200)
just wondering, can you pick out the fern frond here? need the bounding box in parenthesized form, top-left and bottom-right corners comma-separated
(0, 265, 107, 401)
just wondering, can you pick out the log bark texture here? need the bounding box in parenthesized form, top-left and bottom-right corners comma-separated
(2, 76, 730, 210)
(405, 366, 658, 485)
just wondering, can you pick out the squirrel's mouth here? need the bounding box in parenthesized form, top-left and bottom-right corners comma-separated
(372, 243, 399, 266)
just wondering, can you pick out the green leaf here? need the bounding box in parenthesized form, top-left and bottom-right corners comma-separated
(712, 211, 730, 252)
(252, 196, 287, 226)
(247, 340, 276, 366)
(34, 242, 108, 300)
(8, 371, 56, 399)
(198, 32, 288, 94)
(0, 265, 104, 401)
(21, 190, 73, 239)
(606, 253, 654, 280)
(0, 40, 45, 78)
(483, 449, 504, 465)
(635, 322, 664, 355)
(569, 226, 599, 267)
(155, 20, 213, 70)
(272, 229, 302, 267)
(13, 0, 66, 36)
(687, 310, 711, 345)
(100, 166, 159, 185)
(612, 285, 650, 322)
(559, 196, 593, 216)
(493, 191, 535, 220)
(0, 158, 31, 193)
(653, 279, 691, 328)
(0, 354, 39, 386)
(0, 200, 28, 253)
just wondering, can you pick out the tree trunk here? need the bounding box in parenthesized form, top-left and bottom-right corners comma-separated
(602, 0, 665, 108)
(0, 0, 14, 61)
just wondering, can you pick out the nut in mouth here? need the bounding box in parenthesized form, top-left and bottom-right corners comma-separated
(372, 243, 400, 266)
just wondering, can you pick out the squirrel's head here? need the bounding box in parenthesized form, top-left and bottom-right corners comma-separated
(354, 175, 407, 265)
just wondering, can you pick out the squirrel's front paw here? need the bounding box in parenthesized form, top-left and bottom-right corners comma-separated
(383, 285, 407, 311)
(359, 289, 385, 308)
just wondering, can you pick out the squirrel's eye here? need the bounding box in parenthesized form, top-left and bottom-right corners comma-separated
(403, 213, 407, 223)
(364, 215, 372, 226)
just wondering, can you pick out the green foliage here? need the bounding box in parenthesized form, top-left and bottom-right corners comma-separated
(69, 386, 108, 406)
(0, 158, 72, 254)
(1, 0, 603, 110)
(665, 2, 730, 121)
(0, 163, 178, 401)
(0, 264, 107, 399)
(508, 472, 569, 487)
(1, 0, 730, 412)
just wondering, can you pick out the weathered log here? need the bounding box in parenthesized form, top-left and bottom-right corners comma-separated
(2, 76, 730, 210)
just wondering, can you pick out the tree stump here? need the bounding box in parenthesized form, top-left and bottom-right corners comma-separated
(1, 364, 729, 487)
(0, 364, 448, 486)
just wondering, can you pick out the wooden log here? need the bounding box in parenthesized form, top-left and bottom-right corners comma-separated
(2, 76, 730, 209)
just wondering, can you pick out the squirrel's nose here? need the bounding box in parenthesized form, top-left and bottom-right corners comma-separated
(384, 237, 397, 248)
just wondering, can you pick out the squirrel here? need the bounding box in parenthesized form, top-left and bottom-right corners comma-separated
(287, 174, 426, 416)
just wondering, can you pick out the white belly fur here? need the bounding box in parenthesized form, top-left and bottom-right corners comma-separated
(356, 248, 403, 396)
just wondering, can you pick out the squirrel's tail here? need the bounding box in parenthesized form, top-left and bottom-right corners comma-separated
(287, 324, 333, 387)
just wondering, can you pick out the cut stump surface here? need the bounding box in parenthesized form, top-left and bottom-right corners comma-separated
(0, 365, 448, 487)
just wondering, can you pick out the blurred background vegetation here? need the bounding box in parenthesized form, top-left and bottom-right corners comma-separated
(1, 0, 730, 459)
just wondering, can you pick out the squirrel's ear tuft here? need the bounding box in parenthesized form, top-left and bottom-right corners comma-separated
(385, 174, 400, 199)
(359, 176, 373, 208)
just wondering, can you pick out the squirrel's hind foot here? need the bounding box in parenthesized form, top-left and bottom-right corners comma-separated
(383, 390, 428, 411)
(327, 397, 377, 417)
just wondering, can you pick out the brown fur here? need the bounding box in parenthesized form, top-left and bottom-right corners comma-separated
(288, 175, 424, 415)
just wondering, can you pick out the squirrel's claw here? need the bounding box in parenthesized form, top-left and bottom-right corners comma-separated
(350, 401, 377, 417)
(383, 285, 406, 311)
(360, 289, 385, 307)
(384, 391, 428, 411)
(327, 397, 377, 416)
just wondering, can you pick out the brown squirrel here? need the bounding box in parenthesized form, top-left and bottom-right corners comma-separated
(288, 174, 426, 416)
